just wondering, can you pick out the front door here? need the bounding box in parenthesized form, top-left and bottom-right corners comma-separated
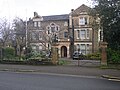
(61, 46, 67, 57)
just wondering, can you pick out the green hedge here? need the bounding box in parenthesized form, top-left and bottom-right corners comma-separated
(85, 52, 101, 60)
(107, 48, 120, 64)
(3, 47, 15, 59)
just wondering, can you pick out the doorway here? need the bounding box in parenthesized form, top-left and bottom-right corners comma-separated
(61, 46, 67, 57)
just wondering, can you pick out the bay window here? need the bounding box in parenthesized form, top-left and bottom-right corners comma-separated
(80, 30, 86, 39)
(76, 44, 90, 55)
(77, 29, 90, 39)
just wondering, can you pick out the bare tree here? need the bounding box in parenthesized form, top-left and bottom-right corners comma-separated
(0, 18, 12, 47)
(12, 17, 26, 56)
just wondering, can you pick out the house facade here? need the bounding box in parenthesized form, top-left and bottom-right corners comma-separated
(27, 4, 100, 58)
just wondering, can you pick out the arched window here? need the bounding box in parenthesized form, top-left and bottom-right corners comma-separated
(46, 23, 60, 34)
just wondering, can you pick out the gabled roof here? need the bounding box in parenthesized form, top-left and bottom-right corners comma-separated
(43, 14, 69, 21)
(72, 4, 93, 16)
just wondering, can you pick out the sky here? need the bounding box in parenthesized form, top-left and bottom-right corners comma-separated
(0, 0, 92, 21)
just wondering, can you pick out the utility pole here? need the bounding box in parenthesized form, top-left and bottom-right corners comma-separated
(25, 18, 28, 48)
(70, 9, 74, 58)
(25, 11, 28, 60)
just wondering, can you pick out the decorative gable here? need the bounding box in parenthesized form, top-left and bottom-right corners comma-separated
(71, 4, 93, 16)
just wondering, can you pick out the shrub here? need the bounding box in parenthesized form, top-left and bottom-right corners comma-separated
(85, 52, 101, 60)
(3, 47, 15, 59)
(107, 48, 120, 64)
(58, 60, 68, 65)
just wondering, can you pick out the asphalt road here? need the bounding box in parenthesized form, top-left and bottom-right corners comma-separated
(0, 71, 120, 90)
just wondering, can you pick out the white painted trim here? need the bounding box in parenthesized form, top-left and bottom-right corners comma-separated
(74, 42, 92, 45)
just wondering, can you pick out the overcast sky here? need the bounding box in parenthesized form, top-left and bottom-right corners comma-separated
(0, 0, 92, 21)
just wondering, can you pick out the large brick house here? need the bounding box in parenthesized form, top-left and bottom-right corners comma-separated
(27, 4, 100, 58)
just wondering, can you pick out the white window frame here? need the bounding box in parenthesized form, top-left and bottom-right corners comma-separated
(76, 44, 90, 55)
(38, 22, 41, 27)
(80, 30, 86, 40)
(46, 23, 60, 34)
(86, 29, 90, 39)
(80, 44, 86, 55)
(34, 22, 37, 27)
(79, 17, 87, 25)
(86, 44, 90, 54)
(77, 30, 80, 39)
(80, 17, 85, 25)
(76, 29, 90, 39)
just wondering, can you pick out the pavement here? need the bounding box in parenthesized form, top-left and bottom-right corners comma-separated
(0, 58, 120, 80)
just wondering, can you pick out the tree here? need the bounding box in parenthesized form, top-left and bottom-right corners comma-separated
(0, 18, 12, 47)
(12, 17, 26, 57)
(92, 0, 120, 51)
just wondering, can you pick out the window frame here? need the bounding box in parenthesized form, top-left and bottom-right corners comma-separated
(77, 29, 90, 39)
(79, 17, 87, 25)
(64, 32, 68, 38)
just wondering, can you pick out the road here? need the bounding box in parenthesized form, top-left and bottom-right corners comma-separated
(0, 71, 119, 90)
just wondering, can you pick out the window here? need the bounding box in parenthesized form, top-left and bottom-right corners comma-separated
(51, 26, 55, 32)
(38, 22, 41, 27)
(86, 44, 89, 50)
(56, 26, 59, 31)
(34, 22, 37, 27)
(48, 30, 50, 34)
(31, 32, 39, 40)
(48, 44, 50, 49)
(77, 29, 90, 39)
(47, 26, 51, 34)
(77, 30, 80, 39)
(84, 17, 87, 25)
(64, 32, 68, 38)
(77, 44, 80, 50)
(31, 32, 36, 40)
(80, 44, 86, 54)
(86, 44, 90, 54)
(76, 44, 90, 55)
(86, 29, 90, 39)
(79, 17, 87, 25)
(47, 26, 50, 30)
(64, 21, 68, 26)
(80, 30, 86, 39)
(46, 23, 60, 34)
(34, 21, 41, 27)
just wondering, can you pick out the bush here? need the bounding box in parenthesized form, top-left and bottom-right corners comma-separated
(107, 48, 120, 64)
(85, 52, 101, 60)
(3, 47, 15, 59)
(58, 60, 68, 65)
(26, 51, 52, 65)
